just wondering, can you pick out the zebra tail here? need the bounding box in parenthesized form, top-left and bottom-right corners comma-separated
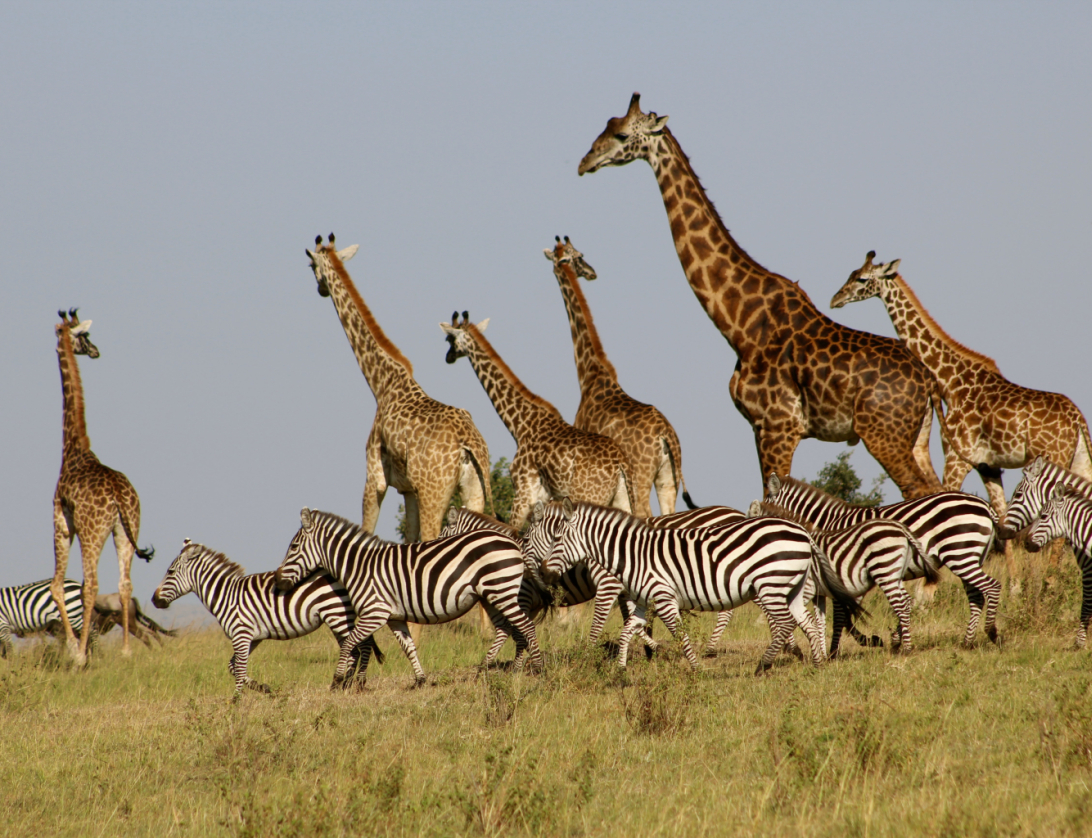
(897, 523, 941, 584)
(810, 536, 867, 621)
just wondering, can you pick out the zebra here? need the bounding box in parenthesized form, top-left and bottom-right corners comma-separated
(541, 499, 859, 673)
(1026, 483, 1092, 648)
(1005, 456, 1092, 532)
(151, 539, 385, 696)
(748, 500, 936, 656)
(274, 508, 542, 687)
(0, 578, 91, 657)
(764, 473, 1009, 647)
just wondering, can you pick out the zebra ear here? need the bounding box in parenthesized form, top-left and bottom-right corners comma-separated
(560, 496, 574, 519)
(447, 507, 459, 525)
(300, 507, 313, 529)
(1025, 457, 1045, 478)
(747, 500, 764, 517)
(1051, 482, 1066, 501)
(766, 473, 781, 496)
(531, 502, 544, 523)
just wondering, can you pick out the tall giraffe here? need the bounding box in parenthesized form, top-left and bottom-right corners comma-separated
(831, 251, 1092, 526)
(441, 313, 633, 529)
(545, 235, 694, 518)
(51, 309, 154, 665)
(306, 235, 493, 542)
(578, 94, 942, 499)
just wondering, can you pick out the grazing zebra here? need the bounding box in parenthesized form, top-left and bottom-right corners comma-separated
(275, 508, 542, 687)
(765, 474, 1008, 647)
(1005, 456, 1092, 532)
(0, 578, 90, 657)
(541, 499, 859, 673)
(749, 500, 936, 656)
(93, 592, 177, 647)
(151, 540, 384, 696)
(1026, 483, 1092, 648)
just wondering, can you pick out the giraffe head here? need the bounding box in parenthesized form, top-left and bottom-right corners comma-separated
(830, 251, 901, 309)
(305, 233, 359, 297)
(56, 308, 99, 358)
(543, 235, 597, 280)
(440, 311, 489, 364)
(578, 93, 669, 176)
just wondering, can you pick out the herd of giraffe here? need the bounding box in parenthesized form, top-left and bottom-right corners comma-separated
(34, 93, 1092, 675)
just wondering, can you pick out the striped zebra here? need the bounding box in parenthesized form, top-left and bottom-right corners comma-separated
(542, 499, 859, 673)
(0, 578, 90, 657)
(1026, 483, 1092, 648)
(749, 500, 936, 656)
(1005, 456, 1092, 532)
(275, 508, 542, 686)
(765, 474, 1008, 647)
(441, 505, 744, 662)
(151, 540, 384, 696)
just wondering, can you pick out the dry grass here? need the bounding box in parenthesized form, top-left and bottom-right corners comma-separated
(3, 545, 1091, 837)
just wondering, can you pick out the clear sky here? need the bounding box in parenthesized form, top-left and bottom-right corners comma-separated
(2, 2, 1090, 617)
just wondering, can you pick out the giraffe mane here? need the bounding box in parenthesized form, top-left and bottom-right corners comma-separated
(893, 275, 1002, 376)
(326, 249, 414, 375)
(776, 474, 852, 511)
(463, 322, 564, 419)
(559, 257, 618, 381)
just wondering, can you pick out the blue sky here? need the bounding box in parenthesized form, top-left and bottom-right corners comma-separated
(2, 2, 1090, 614)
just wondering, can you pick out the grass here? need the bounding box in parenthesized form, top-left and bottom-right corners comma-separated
(3, 544, 1092, 837)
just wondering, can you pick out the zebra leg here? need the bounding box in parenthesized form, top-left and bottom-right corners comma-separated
(703, 610, 733, 657)
(829, 601, 848, 659)
(786, 585, 826, 667)
(483, 594, 543, 673)
(389, 620, 428, 686)
(484, 627, 510, 667)
(588, 575, 622, 646)
(959, 579, 986, 647)
(333, 610, 390, 688)
(753, 594, 797, 675)
(650, 593, 698, 670)
(1077, 557, 1092, 650)
(876, 579, 914, 655)
(617, 594, 660, 657)
(616, 606, 649, 669)
(0, 621, 11, 657)
(947, 557, 1001, 646)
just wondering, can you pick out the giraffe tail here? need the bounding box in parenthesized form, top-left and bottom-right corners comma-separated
(463, 440, 495, 519)
(109, 475, 155, 562)
(663, 431, 698, 509)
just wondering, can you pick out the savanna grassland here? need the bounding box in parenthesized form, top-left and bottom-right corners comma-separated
(4, 546, 1092, 838)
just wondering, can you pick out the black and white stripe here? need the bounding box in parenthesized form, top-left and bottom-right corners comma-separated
(0, 578, 87, 656)
(1006, 456, 1092, 532)
(765, 474, 1003, 647)
(152, 540, 384, 695)
(1027, 484, 1092, 648)
(749, 500, 934, 656)
(542, 500, 857, 673)
(275, 508, 542, 686)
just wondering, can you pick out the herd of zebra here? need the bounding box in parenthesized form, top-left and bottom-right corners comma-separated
(9, 454, 1091, 697)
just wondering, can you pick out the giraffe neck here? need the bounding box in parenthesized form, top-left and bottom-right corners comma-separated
(878, 275, 1001, 402)
(647, 128, 813, 352)
(321, 253, 424, 405)
(552, 260, 617, 392)
(457, 325, 562, 443)
(56, 328, 90, 455)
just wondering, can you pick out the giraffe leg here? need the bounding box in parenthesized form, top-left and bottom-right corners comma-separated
(754, 421, 803, 495)
(609, 469, 633, 515)
(361, 422, 387, 534)
(651, 453, 677, 518)
(113, 519, 136, 659)
(51, 501, 80, 662)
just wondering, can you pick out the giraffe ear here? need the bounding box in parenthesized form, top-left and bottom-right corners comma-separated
(649, 113, 669, 133)
(747, 500, 763, 517)
(439, 322, 457, 336)
(883, 259, 901, 276)
(71, 320, 92, 335)
(543, 248, 555, 261)
(337, 244, 359, 262)
(476, 318, 490, 332)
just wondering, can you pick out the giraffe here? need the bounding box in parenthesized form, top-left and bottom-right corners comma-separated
(544, 235, 695, 518)
(440, 313, 633, 530)
(305, 235, 493, 543)
(51, 309, 154, 665)
(577, 94, 942, 499)
(831, 250, 1092, 531)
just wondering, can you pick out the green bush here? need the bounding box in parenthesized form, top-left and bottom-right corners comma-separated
(808, 450, 887, 506)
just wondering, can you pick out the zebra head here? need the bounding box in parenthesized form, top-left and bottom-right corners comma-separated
(541, 498, 586, 584)
(152, 540, 203, 608)
(524, 502, 566, 574)
(1005, 457, 1048, 532)
(1027, 483, 1070, 550)
(275, 508, 322, 591)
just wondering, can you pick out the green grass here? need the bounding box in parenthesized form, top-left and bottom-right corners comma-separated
(3, 546, 1092, 837)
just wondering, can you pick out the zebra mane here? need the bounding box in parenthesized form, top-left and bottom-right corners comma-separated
(309, 510, 396, 547)
(450, 508, 520, 538)
(1036, 459, 1092, 499)
(775, 475, 852, 511)
(193, 546, 246, 579)
(574, 501, 643, 529)
(751, 500, 816, 532)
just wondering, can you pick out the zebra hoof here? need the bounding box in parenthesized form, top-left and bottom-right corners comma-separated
(987, 626, 1000, 645)
(643, 644, 655, 661)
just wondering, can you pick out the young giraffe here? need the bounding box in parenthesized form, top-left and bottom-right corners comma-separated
(51, 309, 154, 665)
(441, 313, 633, 530)
(306, 235, 493, 543)
(831, 251, 1092, 532)
(545, 235, 694, 518)
(578, 94, 942, 499)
